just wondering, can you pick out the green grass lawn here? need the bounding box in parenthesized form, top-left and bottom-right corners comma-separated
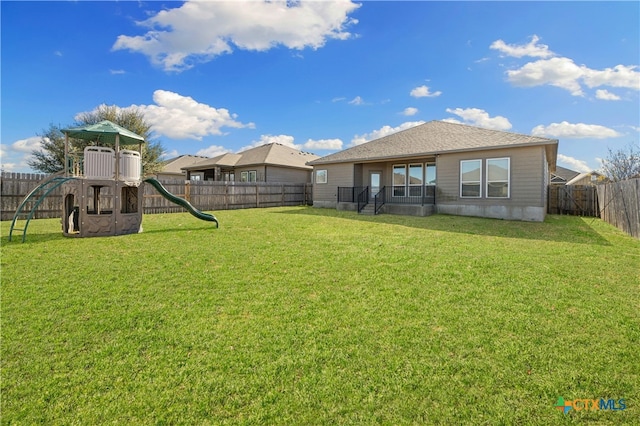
(2, 207, 638, 424)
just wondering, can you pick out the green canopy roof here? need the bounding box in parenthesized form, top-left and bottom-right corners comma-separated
(62, 120, 145, 145)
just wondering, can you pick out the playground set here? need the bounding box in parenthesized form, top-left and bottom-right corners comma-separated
(9, 120, 218, 242)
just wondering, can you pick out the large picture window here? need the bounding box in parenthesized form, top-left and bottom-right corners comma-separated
(460, 159, 482, 197)
(426, 163, 436, 185)
(409, 164, 423, 196)
(487, 158, 510, 198)
(393, 165, 406, 197)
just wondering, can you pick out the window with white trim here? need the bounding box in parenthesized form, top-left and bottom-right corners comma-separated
(316, 169, 327, 184)
(460, 159, 482, 197)
(409, 164, 423, 196)
(393, 165, 406, 196)
(241, 171, 257, 182)
(426, 163, 436, 185)
(486, 158, 510, 198)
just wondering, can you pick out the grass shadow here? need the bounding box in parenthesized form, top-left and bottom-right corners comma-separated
(274, 207, 613, 246)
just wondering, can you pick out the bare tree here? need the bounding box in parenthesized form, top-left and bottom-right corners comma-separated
(600, 143, 640, 182)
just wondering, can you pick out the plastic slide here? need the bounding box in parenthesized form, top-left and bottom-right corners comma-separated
(144, 178, 219, 227)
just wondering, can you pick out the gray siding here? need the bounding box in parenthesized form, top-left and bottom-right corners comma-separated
(360, 162, 387, 186)
(436, 146, 546, 207)
(435, 146, 547, 221)
(313, 163, 354, 206)
(235, 165, 267, 181)
(264, 166, 312, 183)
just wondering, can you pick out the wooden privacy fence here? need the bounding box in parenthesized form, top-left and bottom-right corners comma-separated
(597, 178, 640, 239)
(547, 185, 599, 217)
(0, 172, 313, 221)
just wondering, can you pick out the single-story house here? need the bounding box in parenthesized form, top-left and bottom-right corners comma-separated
(308, 120, 558, 222)
(551, 166, 604, 186)
(155, 155, 210, 180)
(182, 143, 320, 183)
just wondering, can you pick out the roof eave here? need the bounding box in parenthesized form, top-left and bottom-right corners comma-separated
(310, 139, 559, 166)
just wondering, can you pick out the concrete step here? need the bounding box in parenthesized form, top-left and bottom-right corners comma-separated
(359, 204, 378, 215)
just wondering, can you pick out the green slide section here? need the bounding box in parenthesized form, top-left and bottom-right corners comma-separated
(144, 178, 219, 227)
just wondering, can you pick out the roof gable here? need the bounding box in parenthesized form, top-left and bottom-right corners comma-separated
(236, 143, 319, 169)
(181, 143, 320, 171)
(161, 155, 210, 174)
(551, 166, 580, 183)
(309, 120, 558, 165)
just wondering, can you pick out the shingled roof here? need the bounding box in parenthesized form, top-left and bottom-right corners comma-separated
(161, 155, 211, 174)
(182, 143, 319, 171)
(235, 143, 319, 169)
(308, 120, 558, 167)
(551, 166, 580, 184)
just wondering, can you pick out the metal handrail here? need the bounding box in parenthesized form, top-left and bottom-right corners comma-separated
(357, 187, 369, 213)
(374, 186, 386, 214)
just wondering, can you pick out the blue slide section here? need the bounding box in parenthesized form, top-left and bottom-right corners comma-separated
(144, 178, 219, 227)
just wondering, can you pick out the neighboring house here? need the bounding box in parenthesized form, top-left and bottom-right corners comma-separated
(182, 143, 320, 183)
(308, 120, 558, 222)
(155, 155, 210, 180)
(551, 166, 605, 185)
(565, 171, 605, 185)
(550, 166, 580, 185)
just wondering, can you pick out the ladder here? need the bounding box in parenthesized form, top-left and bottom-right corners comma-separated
(8, 172, 75, 243)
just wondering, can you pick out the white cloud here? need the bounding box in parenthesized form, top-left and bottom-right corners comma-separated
(582, 65, 640, 90)
(506, 57, 585, 96)
(239, 134, 297, 152)
(11, 136, 43, 153)
(131, 90, 254, 140)
(595, 89, 621, 101)
(110, 69, 126, 75)
(348, 96, 365, 106)
(490, 35, 555, 58)
(444, 108, 512, 131)
(0, 137, 43, 172)
(500, 38, 640, 96)
(195, 145, 229, 157)
(161, 149, 180, 160)
(531, 121, 622, 139)
(402, 107, 418, 116)
(410, 85, 442, 98)
(557, 154, 592, 173)
(350, 121, 426, 146)
(112, 0, 361, 72)
(240, 135, 342, 153)
(301, 138, 343, 151)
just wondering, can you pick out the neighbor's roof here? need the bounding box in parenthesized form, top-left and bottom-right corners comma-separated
(181, 152, 242, 170)
(308, 120, 558, 167)
(62, 120, 145, 145)
(182, 143, 320, 171)
(551, 166, 580, 183)
(160, 155, 210, 175)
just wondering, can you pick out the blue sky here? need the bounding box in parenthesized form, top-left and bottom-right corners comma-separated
(2, 1, 639, 174)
